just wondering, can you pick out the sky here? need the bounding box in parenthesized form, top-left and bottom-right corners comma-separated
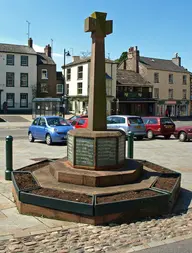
(1, 0, 192, 71)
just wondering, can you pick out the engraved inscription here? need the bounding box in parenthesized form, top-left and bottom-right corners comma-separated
(67, 134, 74, 164)
(75, 138, 94, 166)
(97, 138, 117, 167)
(118, 135, 125, 163)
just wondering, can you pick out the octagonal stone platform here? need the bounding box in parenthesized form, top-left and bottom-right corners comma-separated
(67, 129, 125, 170)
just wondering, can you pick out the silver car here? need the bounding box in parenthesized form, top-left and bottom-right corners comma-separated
(107, 115, 146, 140)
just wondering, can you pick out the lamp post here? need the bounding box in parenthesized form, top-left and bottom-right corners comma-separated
(63, 49, 71, 118)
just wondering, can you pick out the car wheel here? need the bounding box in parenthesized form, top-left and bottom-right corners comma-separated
(28, 132, 34, 142)
(136, 136, 144, 140)
(45, 134, 52, 145)
(179, 131, 187, 142)
(147, 130, 154, 139)
(164, 135, 171, 139)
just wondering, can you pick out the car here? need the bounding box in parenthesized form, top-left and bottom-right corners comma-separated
(71, 117, 88, 128)
(142, 116, 175, 139)
(28, 116, 74, 145)
(67, 115, 88, 124)
(174, 125, 192, 142)
(107, 115, 146, 140)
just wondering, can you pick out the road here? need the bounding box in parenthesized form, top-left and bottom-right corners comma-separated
(137, 238, 192, 253)
(0, 120, 191, 140)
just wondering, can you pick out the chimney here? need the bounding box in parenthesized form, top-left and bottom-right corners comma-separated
(28, 38, 33, 48)
(172, 53, 181, 66)
(44, 44, 52, 58)
(127, 46, 140, 73)
(72, 56, 80, 62)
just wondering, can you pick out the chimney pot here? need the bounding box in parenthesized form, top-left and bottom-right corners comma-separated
(127, 46, 140, 73)
(172, 53, 181, 66)
(44, 44, 52, 58)
(28, 38, 33, 48)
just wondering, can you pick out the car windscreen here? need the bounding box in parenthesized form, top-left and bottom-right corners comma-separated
(69, 115, 79, 121)
(47, 117, 69, 126)
(128, 117, 143, 124)
(160, 118, 174, 124)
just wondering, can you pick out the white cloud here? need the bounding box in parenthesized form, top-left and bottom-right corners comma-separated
(33, 44, 63, 58)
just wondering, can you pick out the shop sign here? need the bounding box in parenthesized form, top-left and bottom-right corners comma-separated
(165, 101, 176, 105)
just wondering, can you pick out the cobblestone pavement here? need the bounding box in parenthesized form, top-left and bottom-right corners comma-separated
(0, 209, 191, 253)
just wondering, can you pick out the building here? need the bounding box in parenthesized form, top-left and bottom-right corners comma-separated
(116, 69, 156, 115)
(0, 38, 37, 113)
(62, 56, 117, 115)
(119, 47, 191, 116)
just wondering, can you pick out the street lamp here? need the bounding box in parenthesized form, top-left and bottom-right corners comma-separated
(63, 49, 71, 118)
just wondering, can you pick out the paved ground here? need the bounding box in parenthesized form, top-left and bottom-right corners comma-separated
(0, 135, 191, 252)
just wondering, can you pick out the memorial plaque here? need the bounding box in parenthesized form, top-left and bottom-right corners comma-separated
(118, 135, 125, 163)
(75, 138, 94, 166)
(96, 138, 117, 167)
(67, 134, 74, 164)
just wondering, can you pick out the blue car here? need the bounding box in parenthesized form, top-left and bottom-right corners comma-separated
(28, 116, 74, 145)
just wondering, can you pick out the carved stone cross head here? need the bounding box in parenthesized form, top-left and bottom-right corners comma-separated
(84, 12, 113, 38)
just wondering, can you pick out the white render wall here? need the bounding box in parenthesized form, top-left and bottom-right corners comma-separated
(0, 53, 37, 110)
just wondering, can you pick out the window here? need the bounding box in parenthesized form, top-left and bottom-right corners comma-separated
(38, 117, 46, 126)
(41, 69, 48, 79)
(67, 83, 69, 95)
(183, 75, 187, 85)
(20, 93, 28, 107)
(6, 72, 14, 87)
(20, 73, 28, 87)
(6, 93, 15, 107)
(41, 83, 48, 93)
(77, 119, 85, 125)
(77, 82, 82, 95)
(183, 89, 187, 99)
(6, 54, 14, 65)
(106, 80, 112, 96)
(77, 66, 83, 79)
(128, 117, 143, 124)
(148, 118, 158, 124)
(154, 73, 159, 83)
(168, 89, 173, 99)
(154, 88, 159, 98)
(56, 84, 63, 94)
(32, 118, 39, 125)
(169, 74, 173, 84)
(67, 69, 71, 81)
(21, 56, 28, 66)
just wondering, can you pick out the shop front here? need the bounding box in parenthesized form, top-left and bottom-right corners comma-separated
(157, 100, 189, 117)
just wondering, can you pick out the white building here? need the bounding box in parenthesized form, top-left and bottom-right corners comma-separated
(62, 56, 117, 115)
(0, 38, 37, 113)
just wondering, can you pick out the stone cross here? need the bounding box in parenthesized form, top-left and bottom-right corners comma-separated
(85, 12, 113, 131)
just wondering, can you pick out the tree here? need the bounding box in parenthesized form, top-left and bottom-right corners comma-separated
(80, 50, 91, 58)
(116, 51, 127, 63)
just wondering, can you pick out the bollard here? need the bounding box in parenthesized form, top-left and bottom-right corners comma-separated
(127, 131, 134, 159)
(5, 135, 13, 180)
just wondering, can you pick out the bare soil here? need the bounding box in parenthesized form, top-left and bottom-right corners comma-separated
(97, 190, 159, 204)
(14, 173, 39, 190)
(31, 188, 93, 204)
(154, 175, 179, 191)
(18, 161, 50, 172)
(140, 161, 173, 174)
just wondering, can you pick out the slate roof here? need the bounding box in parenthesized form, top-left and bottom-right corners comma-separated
(63, 57, 117, 68)
(0, 43, 36, 55)
(117, 69, 152, 87)
(37, 53, 55, 65)
(139, 56, 189, 73)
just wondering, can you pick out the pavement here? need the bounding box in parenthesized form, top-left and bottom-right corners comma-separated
(0, 116, 192, 252)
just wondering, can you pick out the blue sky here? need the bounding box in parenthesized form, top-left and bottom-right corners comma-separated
(1, 0, 192, 71)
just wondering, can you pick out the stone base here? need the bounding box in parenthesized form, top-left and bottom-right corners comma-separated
(49, 158, 143, 187)
(67, 129, 126, 170)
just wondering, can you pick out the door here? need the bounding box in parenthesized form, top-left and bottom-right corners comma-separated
(30, 118, 40, 138)
(37, 117, 47, 140)
(147, 118, 159, 135)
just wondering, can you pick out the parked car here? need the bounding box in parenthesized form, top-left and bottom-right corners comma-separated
(107, 115, 146, 140)
(174, 125, 192, 142)
(71, 117, 88, 129)
(67, 115, 88, 124)
(28, 116, 74, 145)
(142, 116, 175, 139)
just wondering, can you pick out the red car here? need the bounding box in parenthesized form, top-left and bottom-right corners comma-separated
(71, 117, 88, 128)
(67, 115, 88, 124)
(174, 125, 192, 142)
(142, 116, 175, 139)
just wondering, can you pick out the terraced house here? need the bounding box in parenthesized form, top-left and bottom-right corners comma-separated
(62, 56, 117, 115)
(0, 38, 37, 113)
(119, 47, 191, 116)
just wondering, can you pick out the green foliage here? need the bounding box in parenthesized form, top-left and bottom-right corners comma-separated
(116, 51, 127, 63)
